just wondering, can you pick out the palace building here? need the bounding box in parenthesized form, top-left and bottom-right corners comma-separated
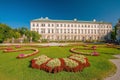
(30, 17, 112, 41)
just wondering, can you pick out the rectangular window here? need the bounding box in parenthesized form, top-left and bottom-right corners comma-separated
(48, 24, 50, 27)
(56, 29, 59, 33)
(71, 24, 73, 27)
(61, 24, 62, 27)
(36, 24, 39, 27)
(78, 29, 80, 33)
(52, 29, 54, 33)
(48, 29, 50, 33)
(32, 24, 35, 27)
(61, 29, 62, 33)
(52, 24, 54, 27)
(64, 24, 66, 27)
(68, 29, 69, 33)
(75, 29, 77, 33)
(41, 24, 45, 27)
(71, 29, 73, 33)
(57, 24, 59, 27)
(64, 29, 66, 33)
(41, 28, 45, 33)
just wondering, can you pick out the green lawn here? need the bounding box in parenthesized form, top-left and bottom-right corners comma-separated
(0, 44, 120, 80)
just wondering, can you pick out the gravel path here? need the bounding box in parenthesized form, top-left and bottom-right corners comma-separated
(105, 55, 120, 80)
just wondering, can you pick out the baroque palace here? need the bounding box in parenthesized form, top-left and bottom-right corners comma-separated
(30, 17, 112, 41)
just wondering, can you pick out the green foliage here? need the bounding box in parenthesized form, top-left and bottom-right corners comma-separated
(0, 24, 13, 42)
(0, 23, 41, 43)
(111, 30, 116, 40)
(30, 31, 41, 42)
(0, 45, 120, 80)
(16, 27, 41, 42)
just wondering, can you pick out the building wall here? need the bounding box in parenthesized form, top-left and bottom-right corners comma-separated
(30, 18, 112, 41)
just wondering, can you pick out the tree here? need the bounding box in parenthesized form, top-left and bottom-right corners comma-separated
(0, 23, 12, 42)
(31, 31, 41, 42)
(0, 24, 41, 43)
(13, 32, 21, 39)
(111, 30, 116, 40)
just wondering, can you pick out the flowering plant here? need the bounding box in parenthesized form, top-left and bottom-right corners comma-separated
(46, 58, 61, 69)
(18, 54, 26, 57)
(31, 54, 90, 73)
(16, 45, 21, 48)
(91, 51, 99, 56)
(6, 47, 13, 50)
(91, 46, 97, 50)
(69, 55, 86, 64)
(63, 58, 79, 68)
(35, 55, 50, 66)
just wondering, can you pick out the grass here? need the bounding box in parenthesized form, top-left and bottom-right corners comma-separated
(0, 44, 120, 80)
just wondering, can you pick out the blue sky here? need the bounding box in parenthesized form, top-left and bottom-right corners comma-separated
(0, 0, 120, 29)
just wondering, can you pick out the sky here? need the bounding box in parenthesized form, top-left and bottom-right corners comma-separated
(0, 0, 120, 29)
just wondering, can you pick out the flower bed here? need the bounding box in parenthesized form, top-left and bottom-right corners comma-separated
(16, 45, 21, 48)
(70, 48, 92, 55)
(91, 52, 99, 56)
(31, 54, 90, 73)
(70, 46, 99, 56)
(4, 48, 39, 59)
(106, 43, 117, 48)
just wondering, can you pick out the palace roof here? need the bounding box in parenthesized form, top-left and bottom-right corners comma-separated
(31, 17, 111, 24)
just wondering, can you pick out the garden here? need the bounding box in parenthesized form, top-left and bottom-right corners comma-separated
(0, 43, 120, 80)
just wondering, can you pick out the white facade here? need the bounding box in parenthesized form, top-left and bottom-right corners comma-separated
(30, 17, 112, 41)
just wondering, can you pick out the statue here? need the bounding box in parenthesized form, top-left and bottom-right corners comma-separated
(12, 37, 15, 43)
(30, 37, 32, 43)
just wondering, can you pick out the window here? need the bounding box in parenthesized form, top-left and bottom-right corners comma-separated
(48, 29, 50, 33)
(41, 28, 45, 33)
(68, 24, 70, 27)
(61, 24, 62, 27)
(94, 25, 96, 28)
(32, 24, 35, 27)
(36, 24, 39, 27)
(75, 24, 77, 27)
(52, 24, 54, 27)
(94, 30, 96, 34)
(78, 29, 80, 33)
(88, 29, 90, 34)
(64, 29, 66, 33)
(48, 24, 50, 27)
(41, 24, 45, 27)
(64, 24, 66, 27)
(57, 24, 59, 27)
(81, 29, 83, 34)
(82, 25, 83, 27)
(71, 24, 73, 27)
(52, 29, 54, 33)
(71, 29, 73, 33)
(61, 29, 62, 33)
(75, 29, 77, 33)
(85, 29, 86, 33)
(68, 29, 70, 33)
(56, 29, 59, 33)
(91, 29, 93, 34)
(91, 25, 93, 28)
(88, 25, 90, 27)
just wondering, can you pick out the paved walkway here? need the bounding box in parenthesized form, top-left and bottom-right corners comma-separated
(105, 55, 120, 80)
(0, 43, 70, 46)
